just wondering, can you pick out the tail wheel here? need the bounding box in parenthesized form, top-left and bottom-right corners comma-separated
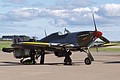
(22, 59, 36, 65)
(84, 57, 92, 65)
(20, 59, 24, 63)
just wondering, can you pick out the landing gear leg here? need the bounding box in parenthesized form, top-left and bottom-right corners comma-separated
(40, 50, 45, 64)
(83, 49, 94, 65)
(64, 50, 72, 65)
(30, 48, 36, 64)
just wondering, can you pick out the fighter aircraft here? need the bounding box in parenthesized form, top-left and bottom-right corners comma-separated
(2, 14, 110, 65)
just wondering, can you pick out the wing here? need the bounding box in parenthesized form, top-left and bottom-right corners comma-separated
(10, 42, 78, 51)
(3, 42, 77, 53)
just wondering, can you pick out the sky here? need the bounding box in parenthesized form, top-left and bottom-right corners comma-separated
(0, 0, 120, 41)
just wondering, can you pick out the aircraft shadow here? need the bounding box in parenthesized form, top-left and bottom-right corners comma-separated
(43, 61, 84, 66)
(1, 60, 120, 66)
(0, 61, 84, 66)
(104, 61, 120, 64)
(94, 60, 120, 64)
(0, 61, 22, 66)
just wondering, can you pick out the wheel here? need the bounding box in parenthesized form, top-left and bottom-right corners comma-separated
(20, 59, 24, 63)
(84, 57, 92, 65)
(64, 57, 72, 65)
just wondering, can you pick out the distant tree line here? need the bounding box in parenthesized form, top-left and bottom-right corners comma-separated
(2, 35, 30, 41)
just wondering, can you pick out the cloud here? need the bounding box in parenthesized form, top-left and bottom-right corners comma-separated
(95, 4, 120, 27)
(98, 4, 120, 17)
(31, 2, 44, 7)
(2, 0, 25, 4)
(0, 14, 7, 20)
(1, 3, 120, 28)
(0, 0, 120, 40)
(0, 0, 27, 7)
(0, 8, 105, 26)
(4, 8, 40, 21)
(55, 0, 94, 9)
(1, 0, 43, 7)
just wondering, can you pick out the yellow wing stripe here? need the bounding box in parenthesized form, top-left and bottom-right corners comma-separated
(103, 43, 117, 46)
(22, 42, 49, 46)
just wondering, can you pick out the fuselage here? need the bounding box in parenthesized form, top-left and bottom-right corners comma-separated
(39, 31, 95, 47)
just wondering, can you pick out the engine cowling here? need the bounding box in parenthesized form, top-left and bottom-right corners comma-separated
(54, 50, 72, 57)
(13, 49, 30, 58)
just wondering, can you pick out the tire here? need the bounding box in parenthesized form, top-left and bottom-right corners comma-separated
(64, 57, 72, 65)
(84, 57, 92, 65)
(22, 59, 36, 65)
(20, 59, 23, 63)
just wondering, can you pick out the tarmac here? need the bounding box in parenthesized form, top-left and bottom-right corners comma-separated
(0, 51, 120, 80)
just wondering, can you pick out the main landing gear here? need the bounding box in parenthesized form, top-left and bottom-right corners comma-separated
(82, 49, 94, 65)
(20, 49, 45, 65)
(39, 49, 45, 64)
(63, 49, 72, 65)
(20, 48, 94, 65)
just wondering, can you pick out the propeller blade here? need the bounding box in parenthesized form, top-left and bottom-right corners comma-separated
(99, 36, 110, 43)
(92, 14, 97, 31)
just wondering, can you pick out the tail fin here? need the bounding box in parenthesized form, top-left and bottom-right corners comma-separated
(13, 36, 22, 44)
(12, 35, 30, 44)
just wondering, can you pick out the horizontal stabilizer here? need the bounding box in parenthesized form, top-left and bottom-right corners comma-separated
(2, 48, 15, 53)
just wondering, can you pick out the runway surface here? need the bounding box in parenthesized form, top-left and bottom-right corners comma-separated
(0, 51, 120, 80)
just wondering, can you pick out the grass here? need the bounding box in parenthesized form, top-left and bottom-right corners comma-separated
(90, 47, 120, 52)
(0, 41, 12, 51)
(116, 43, 120, 46)
(90, 42, 120, 52)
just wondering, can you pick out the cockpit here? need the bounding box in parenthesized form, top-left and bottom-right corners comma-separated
(58, 28, 70, 36)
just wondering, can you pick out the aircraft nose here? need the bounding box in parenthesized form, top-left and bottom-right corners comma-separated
(93, 31, 102, 38)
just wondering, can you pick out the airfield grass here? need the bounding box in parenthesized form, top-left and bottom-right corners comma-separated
(90, 47, 120, 52)
(115, 42, 120, 46)
(0, 40, 120, 52)
(0, 41, 12, 51)
(90, 42, 120, 52)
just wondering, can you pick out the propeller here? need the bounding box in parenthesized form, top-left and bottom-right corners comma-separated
(99, 36, 110, 43)
(92, 14, 110, 43)
(91, 14, 110, 52)
(92, 14, 97, 31)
